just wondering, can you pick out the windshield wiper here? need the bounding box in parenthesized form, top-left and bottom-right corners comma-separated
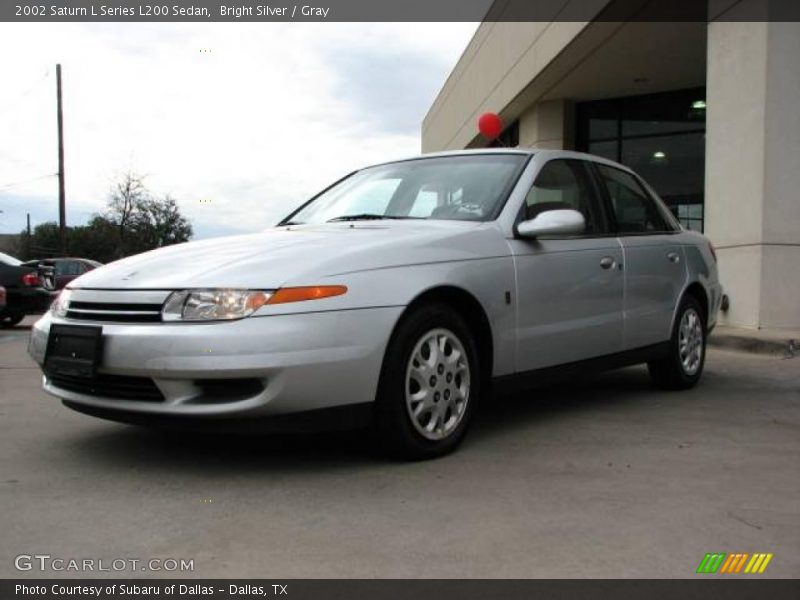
(328, 214, 418, 222)
(281, 220, 305, 226)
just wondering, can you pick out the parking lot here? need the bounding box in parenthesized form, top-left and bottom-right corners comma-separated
(1, 316, 798, 578)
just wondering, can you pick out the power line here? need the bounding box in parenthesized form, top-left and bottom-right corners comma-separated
(0, 173, 57, 193)
(0, 68, 50, 116)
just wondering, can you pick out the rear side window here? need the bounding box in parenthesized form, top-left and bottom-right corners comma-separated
(524, 159, 601, 234)
(596, 164, 668, 234)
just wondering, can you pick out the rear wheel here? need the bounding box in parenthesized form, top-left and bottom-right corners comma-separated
(648, 295, 706, 389)
(373, 304, 479, 460)
(0, 311, 25, 328)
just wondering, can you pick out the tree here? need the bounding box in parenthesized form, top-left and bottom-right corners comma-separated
(20, 171, 193, 263)
(102, 171, 193, 259)
(69, 217, 119, 263)
(26, 222, 62, 258)
(106, 171, 149, 256)
(136, 195, 193, 250)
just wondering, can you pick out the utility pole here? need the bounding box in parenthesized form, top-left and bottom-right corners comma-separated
(56, 63, 66, 256)
(26, 212, 31, 258)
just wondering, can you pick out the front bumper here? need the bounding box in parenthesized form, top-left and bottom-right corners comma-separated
(29, 306, 403, 419)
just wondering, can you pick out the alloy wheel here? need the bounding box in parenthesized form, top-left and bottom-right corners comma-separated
(404, 328, 471, 441)
(678, 307, 704, 375)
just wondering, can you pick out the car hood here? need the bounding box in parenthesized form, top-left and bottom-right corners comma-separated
(72, 220, 504, 290)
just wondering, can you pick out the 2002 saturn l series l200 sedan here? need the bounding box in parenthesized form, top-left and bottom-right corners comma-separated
(29, 149, 722, 459)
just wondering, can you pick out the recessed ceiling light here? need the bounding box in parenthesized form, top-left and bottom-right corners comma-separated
(692, 100, 707, 110)
(653, 151, 667, 160)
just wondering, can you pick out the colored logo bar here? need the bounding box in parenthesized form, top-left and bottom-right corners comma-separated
(697, 553, 773, 574)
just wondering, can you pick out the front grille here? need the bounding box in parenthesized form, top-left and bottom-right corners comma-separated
(66, 301, 162, 323)
(48, 372, 165, 402)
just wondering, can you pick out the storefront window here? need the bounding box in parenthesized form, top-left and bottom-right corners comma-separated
(489, 119, 519, 148)
(577, 88, 706, 231)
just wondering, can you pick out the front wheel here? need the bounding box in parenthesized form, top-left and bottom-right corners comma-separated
(372, 304, 479, 460)
(648, 295, 706, 389)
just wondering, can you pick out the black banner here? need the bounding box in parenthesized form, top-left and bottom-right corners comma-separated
(3, 0, 800, 23)
(3, 580, 800, 600)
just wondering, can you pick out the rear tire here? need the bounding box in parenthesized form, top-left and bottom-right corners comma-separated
(372, 303, 480, 460)
(0, 311, 25, 328)
(648, 295, 706, 390)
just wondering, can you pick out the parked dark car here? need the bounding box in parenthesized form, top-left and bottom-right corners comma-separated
(22, 257, 102, 290)
(0, 252, 55, 327)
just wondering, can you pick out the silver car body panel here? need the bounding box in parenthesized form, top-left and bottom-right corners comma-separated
(618, 233, 688, 349)
(29, 149, 721, 421)
(506, 236, 625, 371)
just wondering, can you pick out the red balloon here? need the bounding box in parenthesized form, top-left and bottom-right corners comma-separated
(478, 112, 503, 139)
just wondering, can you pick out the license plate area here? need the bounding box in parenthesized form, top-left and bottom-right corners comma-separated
(44, 324, 103, 379)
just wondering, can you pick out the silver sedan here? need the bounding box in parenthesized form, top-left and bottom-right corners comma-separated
(29, 149, 722, 459)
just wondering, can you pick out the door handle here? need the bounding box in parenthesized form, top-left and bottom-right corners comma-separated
(667, 252, 681, 264)
(600, 256, 615, 270)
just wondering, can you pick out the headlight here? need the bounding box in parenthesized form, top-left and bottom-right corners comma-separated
(162, 289, 273, 322)
(51, 288, 72, 318)
(161, 286, 348, 322)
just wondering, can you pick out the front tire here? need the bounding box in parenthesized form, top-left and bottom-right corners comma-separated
(648, 295, 706, 389)
(372, 304, 479, 460)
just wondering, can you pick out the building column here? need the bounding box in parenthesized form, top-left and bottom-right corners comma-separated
(705, 13, 800, 329)
(517, 100, 574, 150)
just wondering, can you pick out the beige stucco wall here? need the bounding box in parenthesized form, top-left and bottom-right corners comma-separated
(421, 0, 611, 152)
(518, 100, 573, 149)
(705, 15, 800, 329)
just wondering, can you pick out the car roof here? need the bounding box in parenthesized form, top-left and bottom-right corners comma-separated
(364, 147, 635, 174)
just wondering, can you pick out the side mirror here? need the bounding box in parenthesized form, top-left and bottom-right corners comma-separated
(516, 209, 585, 239)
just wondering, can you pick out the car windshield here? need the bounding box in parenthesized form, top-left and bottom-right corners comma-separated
(283, 154, 528, 225)
(0, 251, 22, 266)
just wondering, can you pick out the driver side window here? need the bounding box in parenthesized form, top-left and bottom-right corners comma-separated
(525, 159, 600, 234)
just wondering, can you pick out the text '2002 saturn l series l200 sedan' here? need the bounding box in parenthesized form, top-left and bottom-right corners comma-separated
(29, 149, 722, 459)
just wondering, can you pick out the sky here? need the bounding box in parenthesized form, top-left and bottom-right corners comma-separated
(0, 22, 477, 240)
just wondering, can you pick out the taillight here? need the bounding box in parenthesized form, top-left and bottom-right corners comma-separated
(21, 272, 41, 287)
(708, 241, 717, 263)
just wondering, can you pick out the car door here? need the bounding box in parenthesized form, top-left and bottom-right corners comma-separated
(594, 163, 687, 350)
(508, 158, 624, 372)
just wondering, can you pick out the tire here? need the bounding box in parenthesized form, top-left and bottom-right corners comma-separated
(0, 311, 25, 328)
(372, 303, 480, 460)
(648, 295, 707, 390)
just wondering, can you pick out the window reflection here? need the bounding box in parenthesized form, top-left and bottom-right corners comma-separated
(577, 87, 706, 231)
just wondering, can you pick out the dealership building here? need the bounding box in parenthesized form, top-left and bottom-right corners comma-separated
(422, 0, 799, 331)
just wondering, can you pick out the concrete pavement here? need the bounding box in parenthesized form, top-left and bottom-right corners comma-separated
(1, 317, 798, 578)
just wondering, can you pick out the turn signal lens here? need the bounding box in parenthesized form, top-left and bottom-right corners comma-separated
(267, 285, 347, 305)
(160, 286, 347, 321)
